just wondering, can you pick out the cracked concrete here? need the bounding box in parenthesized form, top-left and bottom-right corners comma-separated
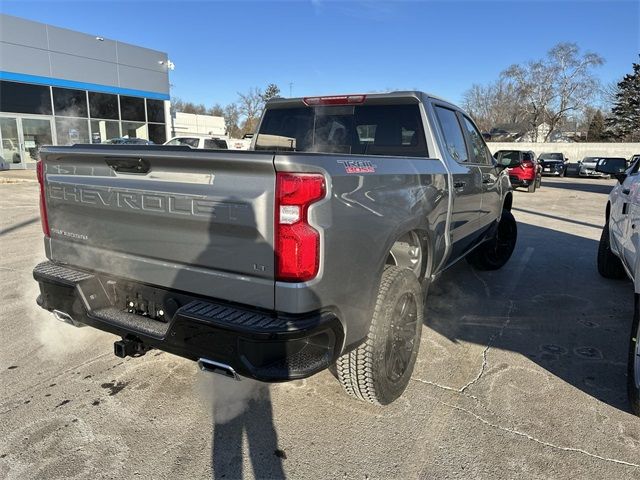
(2, 177, 640, 479)
(442, 399, 640, 470)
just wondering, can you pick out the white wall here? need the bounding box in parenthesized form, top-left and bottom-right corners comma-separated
(171, 112, 226, 137)
(487, 142, 640, 161)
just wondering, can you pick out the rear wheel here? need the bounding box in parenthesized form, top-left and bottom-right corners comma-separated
(336, 266, 423, 405)
(536, 175, 542, 189)
(527, 182, 536, 193)
(466, 209, 517, 271)
(597, 223, 626, 279)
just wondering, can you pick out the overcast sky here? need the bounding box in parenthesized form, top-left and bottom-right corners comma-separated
(2, 0, 638, 107)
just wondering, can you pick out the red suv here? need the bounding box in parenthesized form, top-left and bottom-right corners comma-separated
(494, 150, 542, 193)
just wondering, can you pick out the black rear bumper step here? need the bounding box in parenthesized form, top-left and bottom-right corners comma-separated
(33, 261, 344, 381)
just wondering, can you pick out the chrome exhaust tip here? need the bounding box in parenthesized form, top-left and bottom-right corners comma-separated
(197, 358, 240, 381)
(52, 309, 85, 328)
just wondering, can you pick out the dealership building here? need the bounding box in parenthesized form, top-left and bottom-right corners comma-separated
(0, 14, 171, 169)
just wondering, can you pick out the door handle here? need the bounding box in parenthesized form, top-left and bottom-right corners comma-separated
(453, 181, 466, 189)
(623, 188, 631, 195)
(105, 157, 150, 174)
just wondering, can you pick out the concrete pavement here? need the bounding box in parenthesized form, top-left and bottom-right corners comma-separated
(0, 177, 639, 479)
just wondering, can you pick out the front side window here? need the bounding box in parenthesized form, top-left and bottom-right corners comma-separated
(255, 104, 428, 157)
(434, 106, 468, 163)
(461, 116, 492, 165)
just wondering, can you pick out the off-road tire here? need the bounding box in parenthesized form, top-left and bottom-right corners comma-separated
(466, 209, 517, 271)
(628, 294, 640, 416)
(336, 266, 423, 405)
(597, 223, 626, 279)
(536, 175, 542, 189)
(527, 182, 536, 193)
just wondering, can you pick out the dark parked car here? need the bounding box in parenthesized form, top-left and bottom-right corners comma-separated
(103, 137, 155, 145)
(538, 152, 567, 177)
(494, 149, 541, 192)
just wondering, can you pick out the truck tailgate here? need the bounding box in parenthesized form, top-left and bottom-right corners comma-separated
(41, 146, 276, 309)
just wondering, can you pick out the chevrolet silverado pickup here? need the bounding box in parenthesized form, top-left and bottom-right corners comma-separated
(33, 92, 517, 405)
(595, 156, 640, 415)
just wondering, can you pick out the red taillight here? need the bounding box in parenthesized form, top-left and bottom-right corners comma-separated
(302, 95, 366, 106)
(36, 160, 50, 237)
(275, 173, 326, 282)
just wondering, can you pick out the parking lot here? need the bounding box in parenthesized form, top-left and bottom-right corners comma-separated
(1, 176, 639, 479)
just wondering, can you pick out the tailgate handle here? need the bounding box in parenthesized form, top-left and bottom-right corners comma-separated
(105, 157, 150, 174)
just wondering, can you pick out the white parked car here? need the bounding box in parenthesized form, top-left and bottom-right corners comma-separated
(164, 136, 229, 149)
(164, 136, 251, 150)
(596, 156, 640, 414)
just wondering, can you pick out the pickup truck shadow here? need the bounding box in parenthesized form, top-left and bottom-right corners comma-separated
(425, 221, 634, 412)
(541, 179, 616, 195)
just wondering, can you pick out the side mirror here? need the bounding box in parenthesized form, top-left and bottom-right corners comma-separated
(596, 158, 627, 182)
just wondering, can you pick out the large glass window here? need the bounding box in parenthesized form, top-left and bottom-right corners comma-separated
(146, 99, 166, 123)
(22, 118, 53, 161)
(89, 92, 119, 120)
(52, 87, 87, 117)
(90, 119, 120, 143)
(55, 118, 90, 145)
(0, 117, 22, 164)
(0, 81, 52, 115)
(122, 121, 148, 139)
(148, 123, 166, 144)
(434, 106, 468, 163)
(255, 104, 428, 157)
(120, 95, 145, 122)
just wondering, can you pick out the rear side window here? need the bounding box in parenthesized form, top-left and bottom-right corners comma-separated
(255, 104, 428, 157)
(204, 139, 228, 149)
(434, 106, 468, 163)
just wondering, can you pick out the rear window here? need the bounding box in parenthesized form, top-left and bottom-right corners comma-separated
(496, 151, 521, 165)
(255, 104, 428, 157)
(540, 153, 563, 160)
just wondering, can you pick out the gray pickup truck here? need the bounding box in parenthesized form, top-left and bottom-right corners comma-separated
(33, 92, 516, 405)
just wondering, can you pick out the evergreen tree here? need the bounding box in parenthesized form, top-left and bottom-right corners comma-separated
(261, 84, 281, 103)
(587, 110, 606, 141)
(606, 61, 640, 141)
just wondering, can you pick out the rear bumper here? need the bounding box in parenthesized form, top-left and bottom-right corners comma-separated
(579, 168, 607, 177)
(33, 261, 344, 382)
(508, 175, 532, 187)
(541, 166, 565, 176)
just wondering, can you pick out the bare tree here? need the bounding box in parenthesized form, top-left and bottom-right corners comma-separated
(503, 60, 557, 141)
(237, 87, 264, 131)
(224, 103, 241, 138)
(208, 103, 225, 117)
(464, 43, 604, 141)
(463, 78, 524, 133)
(543, 43, 604, 140)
